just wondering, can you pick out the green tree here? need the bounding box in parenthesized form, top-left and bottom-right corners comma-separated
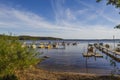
(96, 0, 120, 29)
(114, 24, 120, 29)
(0, 35, 39, 79)
(96, 0, 120, 8)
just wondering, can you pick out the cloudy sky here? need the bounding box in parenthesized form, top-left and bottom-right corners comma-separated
(0, 0, 120, 39)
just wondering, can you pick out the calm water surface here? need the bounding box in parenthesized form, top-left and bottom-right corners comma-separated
(32, 40, 120, 75)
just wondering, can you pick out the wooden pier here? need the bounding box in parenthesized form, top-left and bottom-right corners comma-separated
(83, 52, 94, 57)
(83, 44, 103, 57)
(94, 44, 120, 62)
(83, 52, 103, 57)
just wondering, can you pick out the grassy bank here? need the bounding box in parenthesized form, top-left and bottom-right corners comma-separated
(16, 67, 120, 80)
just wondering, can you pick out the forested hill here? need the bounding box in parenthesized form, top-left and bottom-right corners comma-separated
(18, 35, 63, 40)
(0, 34, 63, 40)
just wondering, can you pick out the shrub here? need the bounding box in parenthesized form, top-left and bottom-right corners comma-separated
(2, 74, 18, 80)
(0, 35, 39, 77)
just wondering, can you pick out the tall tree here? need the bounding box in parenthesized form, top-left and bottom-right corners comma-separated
(115, 24, 120, 29)
(96, 0, 120, 29)
(96, 0, 120, 8)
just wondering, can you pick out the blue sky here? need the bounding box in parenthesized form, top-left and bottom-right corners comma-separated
(0, 0, 120, 39)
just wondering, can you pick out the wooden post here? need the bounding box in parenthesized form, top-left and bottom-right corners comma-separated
(113, 35, 115, 50)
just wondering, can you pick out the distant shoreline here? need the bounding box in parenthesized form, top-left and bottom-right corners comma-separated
(0, 34, 120, 41)
(0, 34, 63, 40)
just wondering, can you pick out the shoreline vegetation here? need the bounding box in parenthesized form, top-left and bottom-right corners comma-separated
(0, 34, 39, 80)
(0, 34, 120, 80)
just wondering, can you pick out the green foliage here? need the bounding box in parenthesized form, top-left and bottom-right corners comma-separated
(2, 74, 18, 80)
(0, 35, 39, 76)
(96, 0, 120, 29)
(18, 35, 63, 40)
(114, 24, 120, 29)
(96, 0, 102, 3)
(96, 0, 120, 8)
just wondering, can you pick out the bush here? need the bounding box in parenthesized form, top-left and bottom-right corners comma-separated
(0, 35, 39, 77)
(2, 74, 18, 80)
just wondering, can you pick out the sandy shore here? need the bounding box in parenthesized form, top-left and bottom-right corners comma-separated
(16, 67, 120, 80)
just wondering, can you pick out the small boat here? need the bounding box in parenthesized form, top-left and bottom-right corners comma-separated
(43, 56, 50, 58)
(38, 44, 45, 48)
(32, 44, 37, 49)
(55, 45, 65, 49)
(45, 44, 52, 49)
(72, 43, 77, 45)
(52, 44, 57, 48)
(88, 44, 93, 46)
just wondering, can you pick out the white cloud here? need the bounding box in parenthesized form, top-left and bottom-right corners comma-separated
(65, 8, 76, 20)
(0, 1, 120, 39)
(0, 6, 83, 35)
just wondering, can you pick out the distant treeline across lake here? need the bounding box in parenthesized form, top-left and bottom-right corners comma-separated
(0, 34, 120, 42)
(0, 34, 62, 40)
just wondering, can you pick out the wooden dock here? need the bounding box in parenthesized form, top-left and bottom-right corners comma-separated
(94, 44, 120, 62)
(83, 53, 94, 57)
(94, 53, 103, 57)
(83, 52, 103, 57)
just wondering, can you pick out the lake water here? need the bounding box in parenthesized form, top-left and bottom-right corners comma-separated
(28, 40, 120, 75)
